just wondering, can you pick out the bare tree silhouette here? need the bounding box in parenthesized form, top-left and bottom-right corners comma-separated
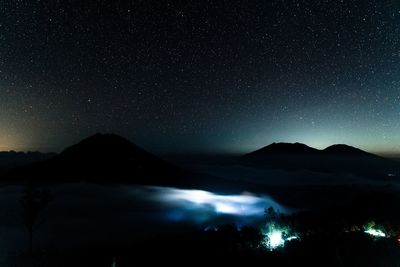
(20, 183, 52, 255)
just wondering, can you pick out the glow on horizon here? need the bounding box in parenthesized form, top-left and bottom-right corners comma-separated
(229, 136, 400, 157)
(222, 116, 400, 156)
(0, 137, 27, 152)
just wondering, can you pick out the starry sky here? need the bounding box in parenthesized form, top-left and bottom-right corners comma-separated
(1, 0, 400, 155)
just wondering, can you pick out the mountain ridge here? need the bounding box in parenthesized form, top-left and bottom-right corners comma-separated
(241, 142, 399, 178)
(244, 142, 378, 156)
(2, 133, 186, 186)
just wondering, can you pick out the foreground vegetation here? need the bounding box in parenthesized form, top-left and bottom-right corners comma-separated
(6, 185, 400, 266)
(4, 226, 400, 267)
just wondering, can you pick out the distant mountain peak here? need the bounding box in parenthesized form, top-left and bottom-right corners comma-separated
(58, 133, 148, 161)
(240, 142, 397, 178)
(67, 133, 133, 148)
(246, 142, 374, 157)
(3, 133, 185, 186)
(323, 144, 373, 156)
(248, 142, 319, 155)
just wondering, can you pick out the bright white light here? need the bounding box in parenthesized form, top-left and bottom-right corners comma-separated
(178, 189, 213, 204)
(364, 229, 386, 237)
(263, 226, 298, 250)
(286, 236, 298, 241)
(215, 202, 238, 214)
(267, 230, 285, 249)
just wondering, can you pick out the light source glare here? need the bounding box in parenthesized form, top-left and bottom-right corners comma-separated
(267, 230, 285, 249)
(263, 225, 298, 250)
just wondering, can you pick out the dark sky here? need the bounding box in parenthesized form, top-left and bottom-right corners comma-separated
(1, 0, 399, 154)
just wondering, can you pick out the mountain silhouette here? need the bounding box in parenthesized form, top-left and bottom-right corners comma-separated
(241, 142, 400, 178)
(3, 133, 185, 185)
(245, 142, 320, 156)
(323, 144, 376, 157)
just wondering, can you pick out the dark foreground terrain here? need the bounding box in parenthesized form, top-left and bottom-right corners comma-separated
(5, 230, 400, 267)
(2, 184, 400, 267)
(2, 135, 400, 266)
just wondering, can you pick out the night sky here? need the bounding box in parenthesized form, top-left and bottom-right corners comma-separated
(1, 0, 400, 155)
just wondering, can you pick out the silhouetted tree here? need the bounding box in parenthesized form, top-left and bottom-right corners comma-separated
(20, 183, 52, 254)
(264, 206, 278, 222)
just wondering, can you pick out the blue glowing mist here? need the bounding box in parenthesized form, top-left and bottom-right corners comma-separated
(142, 187, 289, 225)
